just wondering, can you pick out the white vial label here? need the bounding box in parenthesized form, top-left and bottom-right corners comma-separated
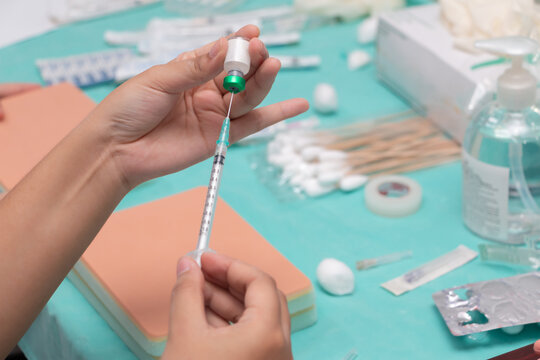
(462, 150, 509, 240)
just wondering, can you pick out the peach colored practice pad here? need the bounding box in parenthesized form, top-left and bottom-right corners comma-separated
(70, 188, 316, 358)
(0, 83, 95, 190)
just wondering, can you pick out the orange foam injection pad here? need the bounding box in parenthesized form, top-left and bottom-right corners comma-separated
(0, 83, 95, 190)
(69, 187, 316, 359)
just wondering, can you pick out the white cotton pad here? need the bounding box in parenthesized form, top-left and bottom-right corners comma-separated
(313, 83, 338, 114)
(339, 174, 369, 191)
(357, 16, 378, 44)
(316, 258, 355, 296)
(347, 50, 371, 71)
(302, 178, 335, 197)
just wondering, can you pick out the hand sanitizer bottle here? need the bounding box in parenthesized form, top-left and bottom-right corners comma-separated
(462, 37, 540, 245)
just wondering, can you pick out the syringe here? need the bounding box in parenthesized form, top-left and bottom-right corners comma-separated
(356, 250, 412, 270)
(188, 36, 250, 264)
(190, 95, 234, 263)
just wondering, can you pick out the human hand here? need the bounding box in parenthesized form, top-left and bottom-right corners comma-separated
(161, 253, 292, 360)
(90, 24, 308, 189)
(535, 339, 540, 355)
(0, 83, 40, 120)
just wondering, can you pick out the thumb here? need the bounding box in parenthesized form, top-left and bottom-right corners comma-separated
(168, 257, 207, 335)
(140, 37, 227, 94)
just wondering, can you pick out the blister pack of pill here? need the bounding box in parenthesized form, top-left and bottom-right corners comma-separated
(433, 272, 540, 336)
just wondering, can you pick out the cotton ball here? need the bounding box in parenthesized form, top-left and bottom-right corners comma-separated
(357, 16, 378, 44)
(313, 83, 338, 114)
(501, 325, 524, 335)
(316, 258, 355, 296)
(348, 50, 371, 71)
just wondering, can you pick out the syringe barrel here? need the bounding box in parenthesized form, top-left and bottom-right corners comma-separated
(197, 144, 228, 250)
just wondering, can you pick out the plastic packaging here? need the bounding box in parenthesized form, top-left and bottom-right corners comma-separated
(479, 243, 540, 269)
(49, 0, 159, 24)
(356, 250, 412, 270)
(274, 55, 321, 70)
(462, 36, 540, 245)
(381, 245, 478, 296)
(36, 48, 135, 87)
(433, 272, 540, 336)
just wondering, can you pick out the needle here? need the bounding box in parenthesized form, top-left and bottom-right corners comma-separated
(226, 93, 234, 119)
(189, 93, 235, 264)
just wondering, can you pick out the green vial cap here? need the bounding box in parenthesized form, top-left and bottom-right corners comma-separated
(223, 75, 245, 93)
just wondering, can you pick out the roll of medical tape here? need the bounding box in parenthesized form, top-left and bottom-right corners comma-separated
(364, 175, 422, 217)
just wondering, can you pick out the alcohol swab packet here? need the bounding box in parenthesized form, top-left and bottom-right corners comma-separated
(381, 245, 478, 296)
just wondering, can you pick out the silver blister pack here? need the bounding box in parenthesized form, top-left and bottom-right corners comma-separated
(432, 272, 540, 336)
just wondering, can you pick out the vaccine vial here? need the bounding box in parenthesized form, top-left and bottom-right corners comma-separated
(223, 37, 250, 93)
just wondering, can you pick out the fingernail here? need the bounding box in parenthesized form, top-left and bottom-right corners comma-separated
(209, 38, 222, 59)
(177, 257, 192, 277)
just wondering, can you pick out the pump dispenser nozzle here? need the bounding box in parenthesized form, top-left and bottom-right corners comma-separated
(475, 36, 539, 110)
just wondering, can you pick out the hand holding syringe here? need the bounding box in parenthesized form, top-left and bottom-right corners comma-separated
(188, 37, 251, 264)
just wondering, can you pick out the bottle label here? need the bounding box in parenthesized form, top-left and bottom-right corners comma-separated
(462, 150, 509, 240)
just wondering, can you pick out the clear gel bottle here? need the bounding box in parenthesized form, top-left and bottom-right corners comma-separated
(462, 37, 540, 245)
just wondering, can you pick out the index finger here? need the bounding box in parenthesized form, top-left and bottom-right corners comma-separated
(201, 252, 282, 324)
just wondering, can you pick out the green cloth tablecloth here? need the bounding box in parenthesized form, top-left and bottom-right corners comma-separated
(1, 1, 538, 359)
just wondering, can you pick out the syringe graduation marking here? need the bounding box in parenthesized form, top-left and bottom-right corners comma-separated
(195, 94, 234, 251)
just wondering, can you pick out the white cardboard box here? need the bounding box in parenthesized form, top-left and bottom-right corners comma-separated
(376, 4, 505, 143)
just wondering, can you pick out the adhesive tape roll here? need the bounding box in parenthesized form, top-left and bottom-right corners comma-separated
(364, 175, 422, 217)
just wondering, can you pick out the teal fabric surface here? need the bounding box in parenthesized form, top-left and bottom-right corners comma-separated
(2, 1, 539, 359)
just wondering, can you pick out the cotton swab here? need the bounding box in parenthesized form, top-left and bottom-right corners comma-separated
(264, 113, 461, 198)
(301, 152, 461, 197)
